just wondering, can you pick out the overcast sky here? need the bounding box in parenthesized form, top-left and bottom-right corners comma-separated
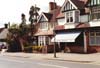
(0, 0, 64, 28)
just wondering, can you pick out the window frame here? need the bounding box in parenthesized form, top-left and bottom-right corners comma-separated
(89, 32, 100, 46)
(39, 22, 48, 30)
(66, 11, 74, 23)
(91, 6, 100, 20)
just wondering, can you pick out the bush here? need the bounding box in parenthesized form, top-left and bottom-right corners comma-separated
(24, 46, 33, 53)
(32, 46, 43, 52)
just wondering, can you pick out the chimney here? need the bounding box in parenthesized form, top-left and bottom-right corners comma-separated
(4, 24, 8, 28)
(49, 2, 57, 12)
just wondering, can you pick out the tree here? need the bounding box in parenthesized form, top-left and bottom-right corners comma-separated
(20, 13, 26, 29)
(19, 13, 27, 36)
(29, 5, 40, 35)
(29, 5, 40, 24)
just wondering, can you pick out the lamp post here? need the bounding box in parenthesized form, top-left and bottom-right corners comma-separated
(53, 0, 56, 58)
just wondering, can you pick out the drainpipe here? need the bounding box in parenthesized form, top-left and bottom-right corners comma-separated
(84, 31, 87, 53)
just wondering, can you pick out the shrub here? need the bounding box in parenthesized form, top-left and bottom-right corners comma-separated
(32, 45, 43, 52)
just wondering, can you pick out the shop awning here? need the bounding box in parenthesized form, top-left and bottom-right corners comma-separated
(51, 32, 81, 42)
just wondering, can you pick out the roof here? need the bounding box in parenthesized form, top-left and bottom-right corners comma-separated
(76, 23, 90, 28)
(0, 28, 4, 33)
(34, 30, 54, 36)
(37, 6, 61, 23)
(56, 12, 65, 19)
(80, 0, 88, 4)
(71, 0, 86, 9)
(43, 12, 53, 21)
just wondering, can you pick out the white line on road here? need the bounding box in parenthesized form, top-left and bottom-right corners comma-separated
(0, 57, 25, 63)
(38, 63, 69, 68)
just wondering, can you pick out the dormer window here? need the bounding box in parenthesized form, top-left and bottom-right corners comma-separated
(66, 11, 74, 23)
(65, 10, 80, 23)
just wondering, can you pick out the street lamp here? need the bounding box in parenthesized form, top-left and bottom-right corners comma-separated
(53, 0, 56, 58)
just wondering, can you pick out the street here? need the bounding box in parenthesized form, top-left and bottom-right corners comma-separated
(0, 55, 100, 68)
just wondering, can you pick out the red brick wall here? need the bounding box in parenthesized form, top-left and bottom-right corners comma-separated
(65, 45, 84, 53)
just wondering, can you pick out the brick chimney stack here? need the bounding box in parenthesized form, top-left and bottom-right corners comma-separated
(49, 2, 57, 12)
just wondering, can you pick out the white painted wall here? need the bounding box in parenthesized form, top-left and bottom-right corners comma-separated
(64, 23, 77, 29)
(57, 18, 65, 25)
(80, 15, 89, 23)
(89, 20, 100, 27)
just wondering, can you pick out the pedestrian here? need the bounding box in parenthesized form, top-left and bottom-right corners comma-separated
(1, 44, 7, 54)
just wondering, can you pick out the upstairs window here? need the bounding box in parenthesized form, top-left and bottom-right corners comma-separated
(40, 22, 48, 30)
(91, 6, 100, 20)
(66, 10, 80, 23)
(39, 15, 48, 30)
(66, 11, 74, 23)
(88, 0, 100, 6)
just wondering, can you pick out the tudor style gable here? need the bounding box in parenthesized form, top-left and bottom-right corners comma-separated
(88, 0, 100, 7)
(61, 0, 81, 24)
(61, 0, 77, 12)
(87, 0, 100, 20)
(40, 15, 48, 22)
(37, 12, 53, 30)
(38, 13, 48, 23)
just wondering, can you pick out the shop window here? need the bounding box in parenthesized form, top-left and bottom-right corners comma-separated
(89, 32, 100, 45)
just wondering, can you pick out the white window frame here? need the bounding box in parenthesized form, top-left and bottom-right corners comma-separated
(65, 10, 80, 23)
(40, 22, 48, 30)
(38, 36, 51, 46)
(38, 36, 45, 46)
(66, 11, 74, 23)
(89, 32, 100, 46)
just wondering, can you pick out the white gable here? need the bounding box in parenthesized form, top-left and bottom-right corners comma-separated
(37, 13, 48, 23)
(61, 0, 78, 12)
(40, 15, 47, 22)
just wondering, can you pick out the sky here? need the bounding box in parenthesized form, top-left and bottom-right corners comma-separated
(0, 0, 64, 28)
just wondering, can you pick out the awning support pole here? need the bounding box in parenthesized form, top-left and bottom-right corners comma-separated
(84, 32, 87, 53)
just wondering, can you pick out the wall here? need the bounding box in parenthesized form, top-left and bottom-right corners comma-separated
(57, 18, 65, 25)
(80, 15, 89, 23)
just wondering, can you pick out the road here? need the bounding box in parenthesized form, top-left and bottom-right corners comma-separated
(0, 55, 100, 68)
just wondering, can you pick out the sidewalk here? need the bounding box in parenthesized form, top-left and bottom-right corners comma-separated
(2, 52, 100, 65)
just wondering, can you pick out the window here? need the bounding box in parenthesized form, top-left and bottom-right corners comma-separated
(38, 36, 45, 46)
(89, 0, 100, 6)
(38, 36, 51, 46)
(46, 37, 50, 45)
(89, 32, 100, 45)
(66, 10, 79, 23)
(40, 22, 48, 30)
(66, 11, 74, 23)
(91, 6, 100, 20)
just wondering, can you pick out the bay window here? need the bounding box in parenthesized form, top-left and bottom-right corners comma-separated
(65, 10, 79, 23)
(38, 36, 51, 46)
(66, 11, 74, 23)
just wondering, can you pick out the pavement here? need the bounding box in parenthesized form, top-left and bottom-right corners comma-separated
(1, 52, 100, 65)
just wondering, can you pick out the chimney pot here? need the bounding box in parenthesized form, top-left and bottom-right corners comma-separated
(49, 2, 57, 12)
